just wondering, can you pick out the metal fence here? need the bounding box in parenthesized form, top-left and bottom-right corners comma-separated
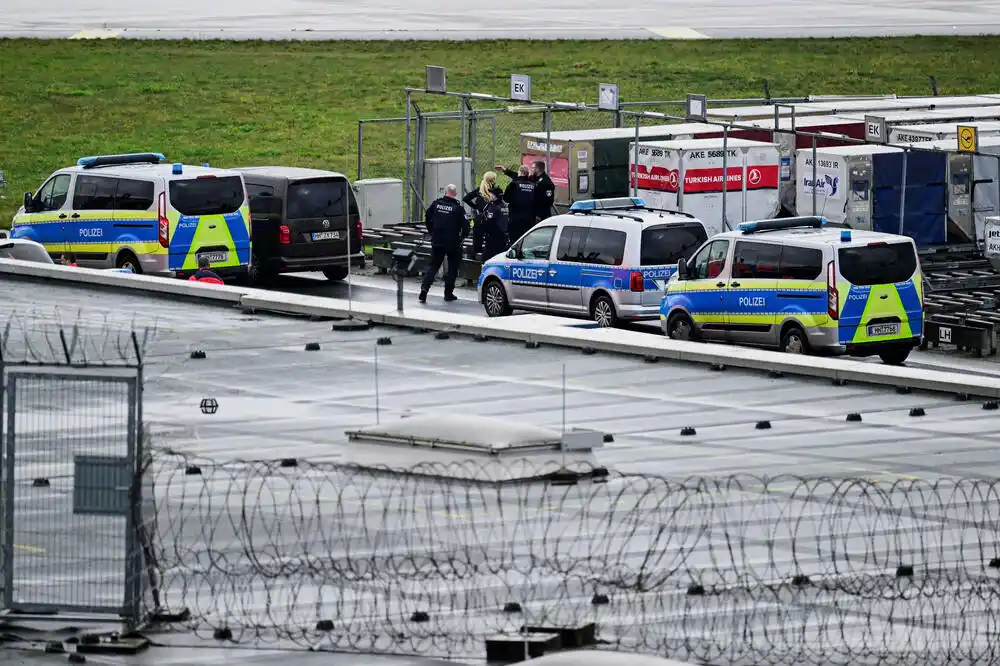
(143, 453, 1000, 664)
(0, 311, 156, 627)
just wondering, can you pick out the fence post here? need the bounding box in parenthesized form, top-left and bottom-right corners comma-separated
(544, 107, 553, 177)
(357, 121, 365, 181)
(2, 375, 14, 611)
(460, 98, 468, 202)
(722, 124, 729, 231)
(405, 91, 413, 223)
(811, 134, 818, 216)
(491, 116, 498, 178)
(469, 107, 479, 188)
(899, 149, 908, 236)
(632, 113, 640, 197)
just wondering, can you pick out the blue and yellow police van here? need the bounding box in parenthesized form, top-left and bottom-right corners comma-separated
(660, 217, 923, 365)
(11, 152, 251, 279)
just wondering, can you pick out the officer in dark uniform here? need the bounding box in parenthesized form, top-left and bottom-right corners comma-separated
(502, 164, 536, 243)
(530, 161, 556, 222)
(420, 184, 470, 303)
(497, 160, 555, 222)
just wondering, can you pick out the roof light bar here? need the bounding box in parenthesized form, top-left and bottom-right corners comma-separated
(569, 197, 647, 212)
(738, 217, 828, 234)
(77, 152, 166, 169)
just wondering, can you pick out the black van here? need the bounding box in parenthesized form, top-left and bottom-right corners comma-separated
(234, 167, 365, 284)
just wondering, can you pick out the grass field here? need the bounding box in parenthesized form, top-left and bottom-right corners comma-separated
(1, 36, 1000, 225)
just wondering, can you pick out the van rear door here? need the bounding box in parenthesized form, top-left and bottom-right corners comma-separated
(836, 240, 921, 344)
(639, 222, 708, 306)
(167, 174, 249, 271)
(283, 177, 357, 261)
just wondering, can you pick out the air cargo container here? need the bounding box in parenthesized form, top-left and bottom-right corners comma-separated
(894, 135, 1000, 244)
(518, 124, 722, 210)
(887, 120, 1000, 144)
(705, 95, 1000, 122)
(630, 138, 781, 237)
(794, 144, 949, 247)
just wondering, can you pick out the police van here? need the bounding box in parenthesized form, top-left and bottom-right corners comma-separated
(660, 217, 923, 365)
(11, 153, 251, 278)
(477, 197, 709, 327)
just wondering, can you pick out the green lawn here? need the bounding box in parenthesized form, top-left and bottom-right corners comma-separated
(1, 36, 999, 226)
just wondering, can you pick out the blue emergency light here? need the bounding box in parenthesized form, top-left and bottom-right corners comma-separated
(841, 229, 852, 242)
(172, 163, 184, 175)
(570, 197, 647, 212)
(77, 152, 166, 169)
(203, 163, 210, 168)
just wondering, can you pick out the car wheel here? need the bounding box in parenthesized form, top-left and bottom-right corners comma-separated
(879, 347, 911, 366)
(248, 254, 274, 286)
(116, 251, 143, 275)
(780, 326, 810, 355)
(483, 280, 512, 317)
(667, 313, 697, 341)
(591, 293, 618, 328)
(323, 266, 350, 281)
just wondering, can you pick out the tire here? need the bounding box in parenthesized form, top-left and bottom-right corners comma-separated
(780, 325, 810, 355)
(591, 293, 618, 328)
(116, 250, 142, 275)
(666, 312, 697, 341)
(879, 347, 911, 366)
(248, 253, 274, 287)
(323, 266, 350, 281)
(482, 279, 512, 317)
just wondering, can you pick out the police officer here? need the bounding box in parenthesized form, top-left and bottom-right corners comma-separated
(497, 160, 555, 222)
(420, 184, 470, 303)
(188, 256, 224, 284)
(502, 165, 536, 243)
(463, 172, 505, 260)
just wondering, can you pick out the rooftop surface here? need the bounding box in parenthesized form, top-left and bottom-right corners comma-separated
(2, 279, 1000, 665)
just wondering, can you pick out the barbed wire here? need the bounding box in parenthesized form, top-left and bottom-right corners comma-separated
(139, 452, 1000, 663)
(0, 309, 158, 366)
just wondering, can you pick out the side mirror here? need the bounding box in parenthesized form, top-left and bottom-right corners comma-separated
(22, 192, 33, 213)
(507, 247, 520, 260)
(676, 258, 689, 280)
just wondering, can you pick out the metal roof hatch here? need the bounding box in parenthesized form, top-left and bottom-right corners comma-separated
(343, 414, 608, 483)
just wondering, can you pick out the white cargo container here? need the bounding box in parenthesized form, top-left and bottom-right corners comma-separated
(888, 120, 1000, 144)
(705, 94, 1000, 122)
(629, 138, 780, 237)
(795, 144, 903, 228)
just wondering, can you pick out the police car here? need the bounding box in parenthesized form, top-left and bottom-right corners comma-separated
(477, 197, 708, 327)
(660, 217, 923, 365)
(11, 153, 251, 278)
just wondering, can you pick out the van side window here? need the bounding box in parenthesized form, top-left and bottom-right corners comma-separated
(733, 241, 781, 279)
(36, 174, 71, 212)
(640, 223, 707, 266)
(580, 228, 626, 266)
(779, 246, 823, 280)
(73, 175, 117, 211)
(520, 226, 556, 260)
(690, 239, 730, 280)
(556, 225, 588, 262)
(115, 179, 155, 211)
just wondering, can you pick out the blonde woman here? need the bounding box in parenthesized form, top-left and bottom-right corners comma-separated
(463, 171, 506, 260)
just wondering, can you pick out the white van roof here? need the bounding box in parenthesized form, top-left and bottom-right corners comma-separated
(718, 225, 914, 250)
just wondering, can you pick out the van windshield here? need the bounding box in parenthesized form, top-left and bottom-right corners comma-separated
(640, 223, 708, 266)
(169, 176, 245, 216)
(838, 242, 918, 286)
(287, 179, 348, 219)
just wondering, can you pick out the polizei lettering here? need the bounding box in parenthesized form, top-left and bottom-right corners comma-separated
(739, 296, 767, 308)
(512, 266, 545, 280)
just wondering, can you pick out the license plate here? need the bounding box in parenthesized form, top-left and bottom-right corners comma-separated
(311, 231, 341, 241)
(867, 323, 900, 337)
(197, 251, 228, 264)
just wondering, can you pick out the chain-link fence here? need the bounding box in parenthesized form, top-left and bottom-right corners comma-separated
(0, 311, 156, 628)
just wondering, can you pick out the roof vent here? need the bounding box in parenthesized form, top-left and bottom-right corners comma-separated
(343, 414, 606, 483)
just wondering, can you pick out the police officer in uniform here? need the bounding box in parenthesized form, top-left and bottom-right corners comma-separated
(498, 160, 555, 222)
(420, 184, 470, 303)
(502, 165, 536, 243)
